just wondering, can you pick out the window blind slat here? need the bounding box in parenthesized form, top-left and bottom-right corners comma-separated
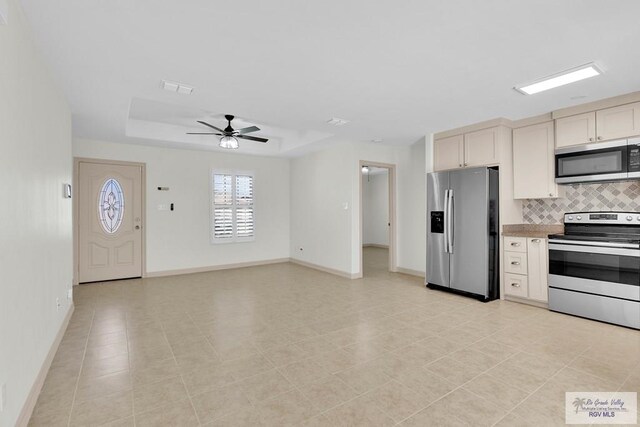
(212, 173, 254, 241)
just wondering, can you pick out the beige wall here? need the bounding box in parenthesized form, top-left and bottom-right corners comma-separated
(363, 171, 389, 246)
(290, 138, 426, 276)
(73, 138, 291, 274)
(0, 0, 73, 424)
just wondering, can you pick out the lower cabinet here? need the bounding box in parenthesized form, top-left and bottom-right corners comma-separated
(504, 236, 548, 303)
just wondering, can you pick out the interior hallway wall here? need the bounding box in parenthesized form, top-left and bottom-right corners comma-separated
(290, 137, 426, 277)
(0, 0, 73, 424)
(362, 170, 389, 247)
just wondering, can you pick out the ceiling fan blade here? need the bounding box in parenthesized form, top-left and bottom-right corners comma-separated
(237, 135, 268, 143)
(235, 126, 260, 135)
(197, 121, 225, 133)
(186, 132, 223, 135)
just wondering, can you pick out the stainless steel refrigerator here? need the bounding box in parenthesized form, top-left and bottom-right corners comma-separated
(426, 167, 499, 301)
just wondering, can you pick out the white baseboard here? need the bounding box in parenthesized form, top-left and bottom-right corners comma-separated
(363, 244, 389, 249)
(504, 295, 548, 309)
(17, 303, 74, 427)
(396, 267, 426, 278)
(145, 258, 290, 278)
(289, 258, 357, 279)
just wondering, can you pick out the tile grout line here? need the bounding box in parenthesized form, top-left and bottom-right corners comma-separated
(66, 306, 95, 427)
(488, 333, 594, 426)
(161, 313, 204, 426)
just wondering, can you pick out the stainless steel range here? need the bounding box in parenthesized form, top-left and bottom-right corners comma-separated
(548, 212, 640, 329)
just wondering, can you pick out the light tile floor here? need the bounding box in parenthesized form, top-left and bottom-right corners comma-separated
(29, 248, 640, 426)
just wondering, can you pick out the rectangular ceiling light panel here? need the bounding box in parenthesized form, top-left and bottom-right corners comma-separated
(515, 63, 602, 95)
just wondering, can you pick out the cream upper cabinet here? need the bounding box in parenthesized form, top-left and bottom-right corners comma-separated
(596, 102, 640, 141)
(433, 135, 463, 171)
(464, 127, 499, 167)
(526, 238, 548, 302)
(555, 112, 596, 148)
(513, 121, 559, 199)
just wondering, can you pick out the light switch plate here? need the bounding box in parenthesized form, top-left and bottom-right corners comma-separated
(63, 183, 72, 199)
(0, 0, 7, 25)
(1, 382, 6, 412)
(0, 0, 9, 25)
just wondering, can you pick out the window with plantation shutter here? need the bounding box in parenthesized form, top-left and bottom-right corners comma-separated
(211, 172, 254, 243)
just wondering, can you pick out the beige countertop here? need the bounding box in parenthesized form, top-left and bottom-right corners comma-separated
(502, 224, 563, 238)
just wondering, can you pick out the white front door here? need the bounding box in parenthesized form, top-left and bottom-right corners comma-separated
(78, 161, 143, 283)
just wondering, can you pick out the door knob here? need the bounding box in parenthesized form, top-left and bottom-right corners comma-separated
(135, 225, 140, 230)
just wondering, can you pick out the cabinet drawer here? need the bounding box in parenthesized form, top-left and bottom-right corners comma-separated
(505, 252, 528, 274)
(504, 237, 527, 253)
(504, 273, 529, 298)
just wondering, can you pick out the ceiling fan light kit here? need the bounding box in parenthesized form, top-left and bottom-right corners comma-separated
(187, 114, 268, 149)
(219, 136, 239, 149)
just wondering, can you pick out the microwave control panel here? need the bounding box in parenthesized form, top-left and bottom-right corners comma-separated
(629, 145, 640, 172)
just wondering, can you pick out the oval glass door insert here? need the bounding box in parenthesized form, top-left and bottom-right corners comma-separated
(98, 178, 125, 234)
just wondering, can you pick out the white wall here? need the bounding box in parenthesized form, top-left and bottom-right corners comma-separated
(362, 171, 389, 246)
(0, 0, 73, 424)
(289, 144, 353, 274)
(73, 138, 290, 274)
(290, 138, 426, 277)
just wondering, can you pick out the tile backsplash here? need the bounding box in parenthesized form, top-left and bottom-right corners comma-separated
(523, 181, 640, 224)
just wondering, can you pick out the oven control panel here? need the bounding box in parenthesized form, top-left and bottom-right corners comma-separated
(565, 211, 640, 224)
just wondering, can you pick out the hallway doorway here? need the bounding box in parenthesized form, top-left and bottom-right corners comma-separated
(359, 161, 396, 277)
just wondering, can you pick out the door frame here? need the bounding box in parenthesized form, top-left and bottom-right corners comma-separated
(73, 157, 147, 285)
(358, 160, 397, 278)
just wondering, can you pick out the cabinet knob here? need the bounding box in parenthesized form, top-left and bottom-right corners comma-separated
(589, 137, 594, 142)
(549, 193, 553, 197)
(464, 162, 468, 166)
(597, 136, 602, 140)
(510, 242, 520, 247)
(459, 164, 462, 167)
(531, 239, 541, 243)
(511, 261, 520, 265)
(511, 283, 520, 287)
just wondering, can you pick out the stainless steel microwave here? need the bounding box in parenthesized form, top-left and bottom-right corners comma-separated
(555, 138, 640, 184)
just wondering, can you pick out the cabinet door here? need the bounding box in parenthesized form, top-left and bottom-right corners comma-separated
(555, 112, 596, 148)
(463, 127, 499, 167)
(513, 121, 558, 199)
(596, 102, 640, 141)
(434, 135, 463, 171)
(526, 238, 548, 302)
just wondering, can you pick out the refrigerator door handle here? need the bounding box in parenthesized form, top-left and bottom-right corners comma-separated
(447, 189, 454, 253)
(443, 189, 450, 253)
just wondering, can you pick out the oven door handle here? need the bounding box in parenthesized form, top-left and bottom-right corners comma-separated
(548, 239, 640, 249)
(549, 243, 640, 258)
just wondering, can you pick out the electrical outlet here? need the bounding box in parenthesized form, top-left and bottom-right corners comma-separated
(0, 383, 6, 412)
(56, 297, 61, 311)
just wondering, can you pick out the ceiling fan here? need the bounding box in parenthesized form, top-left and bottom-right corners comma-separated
(187, 114, 268, 149)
